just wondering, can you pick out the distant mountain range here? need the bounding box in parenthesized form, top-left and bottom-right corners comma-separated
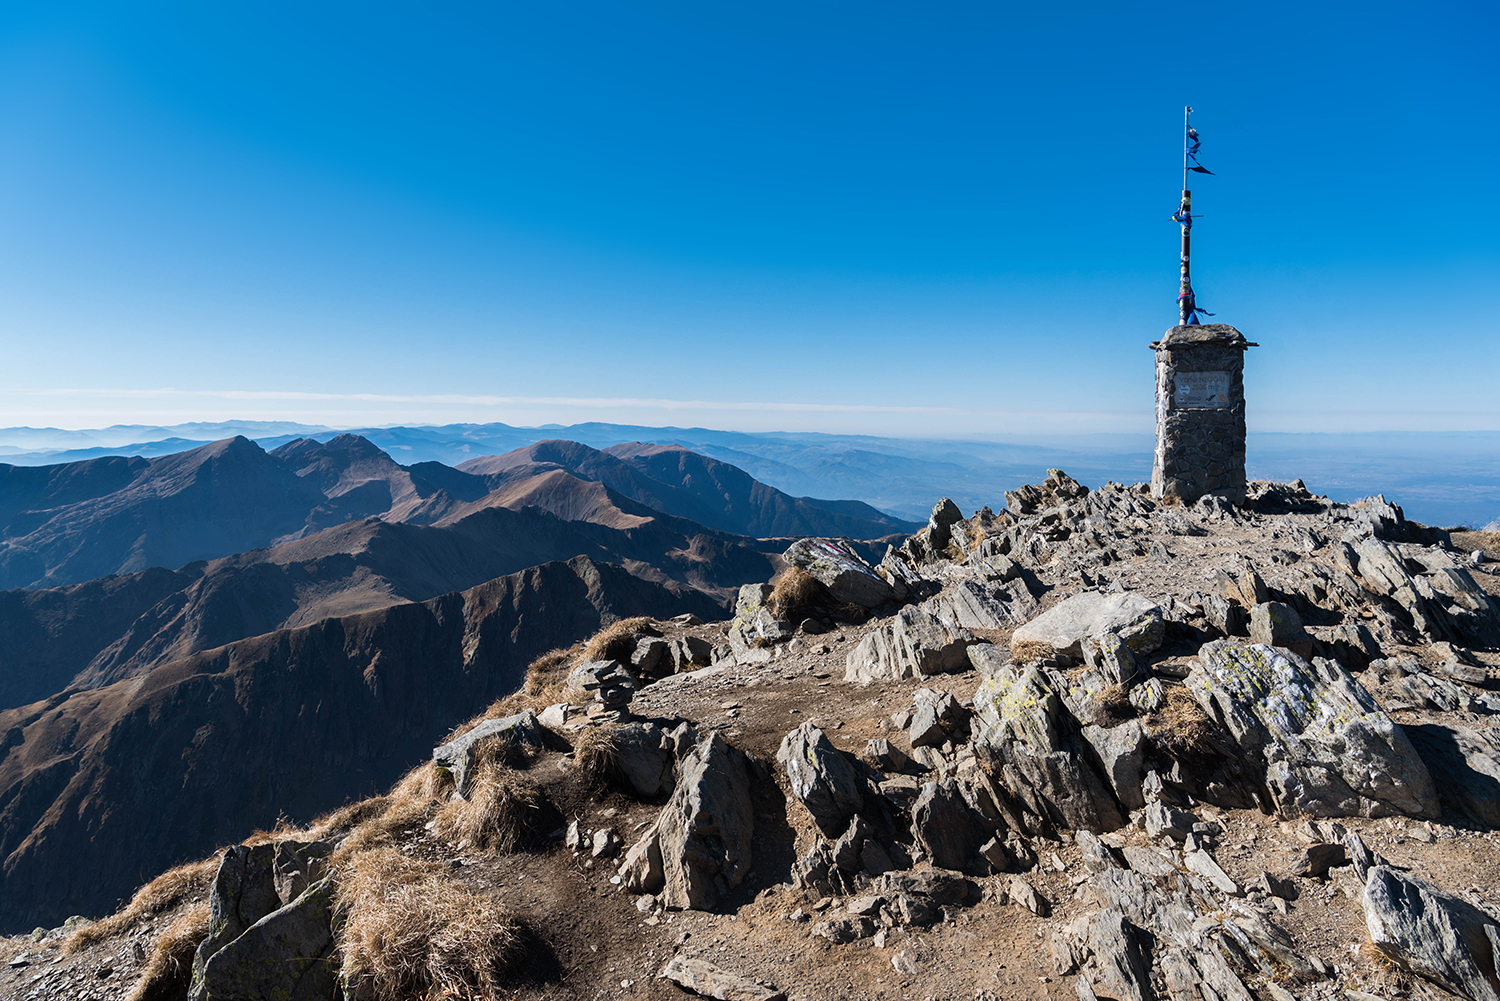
(1, 420, 1494, 527)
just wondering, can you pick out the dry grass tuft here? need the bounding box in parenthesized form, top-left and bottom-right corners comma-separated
(330, 764, 450, 863)
(65, 856, 220, 954)
(1009, 639, 1056, 665)
(433, 749, 541, 853)
(477, 645, 588, 721)
(766, 567, 830, 623)
(572, 724, 623, 791)
(1093, 683, 1137, 728)
(337, 848, 526, 1001)
(124, 902, 210, 1001)
(1147, 685, 1219, 758)
(581, 617, 657, 664)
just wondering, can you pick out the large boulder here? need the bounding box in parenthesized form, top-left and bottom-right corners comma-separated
(728, 583, 793, 653)
(972, 666, 1123, 833)
(191, 879, 337, 1001)
(613, 720, 680, 798)
(618, 733, 755, 910)
(191, 844, 281, 995)
(1406, 723, 1500, 826)
(1248, 602, 1314, 658)
(433, 710, 557, 797)
(911, 780, 985, 870)
(782, 538, 895, 609)
(1365, 865, 1500, 1001)
(777, 723, 864, 836)
(844, 606, 977, 684)
(1185, 641, 1438, 818)
(921, 580, 1039, 632)
(1010, 592, 1165, 660)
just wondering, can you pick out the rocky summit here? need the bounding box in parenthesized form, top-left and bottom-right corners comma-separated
(4, 470, 1500, 1001)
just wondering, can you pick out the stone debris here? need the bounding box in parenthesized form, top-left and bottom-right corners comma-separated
(1010, 591, 1166, 659)
(660, 956, 786, 1001)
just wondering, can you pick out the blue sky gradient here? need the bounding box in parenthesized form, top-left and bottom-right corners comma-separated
(0, 1, 1495, 435)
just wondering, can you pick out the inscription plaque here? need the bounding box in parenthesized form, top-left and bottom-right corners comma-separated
(1175, 370, 1230, 408)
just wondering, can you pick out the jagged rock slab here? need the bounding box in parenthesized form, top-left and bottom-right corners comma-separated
(921, 580, 1038, 632)
(1011, 592, 1165, 659)
(661, 956, 786, 1001)
(844, 606, 977, 684)
(432, 710, 554, 797)
(1406, 723, 1500, 826)
(1186, 641, 1439, 818)
(1365, 865, 1500, 1001)
(782, 538, 894, 609)
(191, 878, 336, 1001)
(911, 779, 985, 870)
(972, 666, 1123, 833)
(777, 723, 864, 836)
(619, 733, 754, 910)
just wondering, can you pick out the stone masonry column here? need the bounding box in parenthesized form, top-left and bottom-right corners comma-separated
(1150, 324, 1256, 505)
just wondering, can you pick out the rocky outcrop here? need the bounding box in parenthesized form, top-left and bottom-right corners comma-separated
(618, 733, 755, 910)
(972, 666, 1123, 833)
(1365, 865, 1500, 1001)
(777, 724, 864, 837)
(781, 538, 894, 608)
(844, 607, 977, 684)
(1406, 723, 1500, 826)
(1185, 641, 1438, 818)
(432, 710, 559, 796)
(1010, 592, 1165, 660)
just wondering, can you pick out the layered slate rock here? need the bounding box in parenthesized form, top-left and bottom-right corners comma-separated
(777, 723, 864, 837)
(844, 607, 977, 684)
(1185, 641, 1439, 818)
(192, 879, 337, 1001)
(727, 583, 792, 654)
(432, 710, 557, 797)
(971, 666, 1123, 833)
(782, 538, 895, 609)
(1365, 865, 1500, 1001)
(920, 579, 1038, 632)
(1406, 723, 1500, 826)
(1010, 592, 1165, 660)
(618, 733, 755, 910)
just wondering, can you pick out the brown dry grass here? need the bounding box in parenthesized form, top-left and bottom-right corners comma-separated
(766, 567, 829, 623)
(1453, 529, 1500, 558)
(443, 645, 589, 743)
(581, 617, 657, 664)
(433, 748, 542, 853)
(123, 902, 210, 1001)
(571, 724, 623, 791)
(64, 856, 219, 954)
(1146, 685, 1219, 758)
(329, 764, 451, 864)
(1009, 639, 1056, 665)
(336, 848, 526, 1001)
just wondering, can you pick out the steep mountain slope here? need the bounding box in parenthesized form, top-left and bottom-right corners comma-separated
(460, 439, 916, 539)
(0, 556, 719, 931)
(0, 438, 327, 589)
(0, 500, 775, 713)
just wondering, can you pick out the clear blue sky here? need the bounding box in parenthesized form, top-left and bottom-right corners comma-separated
(0, 1, 1495, 436)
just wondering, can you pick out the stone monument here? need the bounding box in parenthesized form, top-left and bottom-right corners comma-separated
(1149, 323, 1256, 504)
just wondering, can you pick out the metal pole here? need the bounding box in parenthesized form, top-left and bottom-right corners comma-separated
(1179, 106, 1193, 325)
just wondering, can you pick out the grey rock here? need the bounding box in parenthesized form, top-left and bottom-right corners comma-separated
(670, 634, 715, 672)
(782, 538, 895, 609)
(271, 841, 333, 908)
(1186, 641, 1439, 818)
(591, 828, 621, 859)
(1010, 591, 1165, 659)
(1144, 802, 1197, 842)
(432, 710, 553, 798)
(617, 733, 754, 910)
(1407, 723, 1500, 826)
(631, 637, 671, 678)
(728, 584, 793, 653)
(191, 844, 281, 995)
(972, 666, 1123, 833)
(613, 721, 676, 798)
(660, 956, 786, 1001)
(1120, 845, 1177, 878)
(1005, 875, 1049, 916)
(922, 580, 1038, 632)
(812, 916, 876, 943)
(831, 815, 873, 873)
(1202, 592, 1244, 637)
(192, 879, 336, 1001)
(1256, 871, 1297, 900)
(844, 606, 977, 684)
(864, 738, 913, 773)
(908, 688, 971, 749)
(1080, 632, 1145, 686)
(1365, 865, 1500, 1001)
(1183, 850, 1240, 895)
(966, 642, 1010, 679)
(1080, 720, 1147, 812)
(1291, 841, 1348, 878)
(911, 779, 984, 870)
(1248, 602, 1315, 658)
(1214, 566, 1268, 609)
(1080, 909, 1155, 1001)
(777, 723, 864, 836)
